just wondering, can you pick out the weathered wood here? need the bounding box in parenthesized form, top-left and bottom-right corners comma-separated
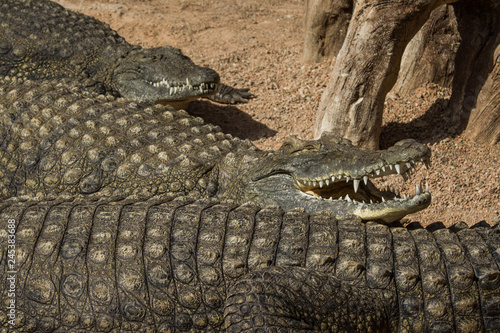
(314, 0, 450, 149)
(463, 36, 500, 145)
(391, 4, 460, 97)
(302, 0, 353, 63)
(448, 0, 500, 145)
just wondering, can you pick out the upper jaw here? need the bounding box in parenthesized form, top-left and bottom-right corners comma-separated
(293, 155, 431, 203)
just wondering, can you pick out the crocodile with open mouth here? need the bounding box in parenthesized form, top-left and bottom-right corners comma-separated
(0, 78, 431, 222)
(0, 0, 253, 105)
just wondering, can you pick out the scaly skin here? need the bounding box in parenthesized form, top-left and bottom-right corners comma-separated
(0, 0, 253, 104)
(0, 78, 432, 222)
(0, 194, 498, 332)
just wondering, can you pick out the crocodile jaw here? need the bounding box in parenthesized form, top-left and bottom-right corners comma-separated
(246, 172, 431, 223)
(117, 78, 219, 103)
(111, 46, 220, 102)
(352, 192, 431, 222)
(240, 135, 432, 223)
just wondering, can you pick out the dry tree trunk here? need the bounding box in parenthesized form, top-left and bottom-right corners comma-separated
(390, 4, 460, 96)
(449, 0, 500, 145)
(465, 59, 500, 145)
(302, 0, 353, 63)
(313, 0, 451, 149)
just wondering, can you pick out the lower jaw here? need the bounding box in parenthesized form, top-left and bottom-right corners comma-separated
(353, 192, 432, 223)
(157, 93, 214, 109)
(157, 99, 195, 110)
(300, 190, 431, 223)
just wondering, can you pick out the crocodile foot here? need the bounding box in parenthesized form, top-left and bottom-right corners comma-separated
(208, 83, 255, 104)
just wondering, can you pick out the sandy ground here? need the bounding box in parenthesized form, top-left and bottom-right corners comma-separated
(56, 0, 499, 226)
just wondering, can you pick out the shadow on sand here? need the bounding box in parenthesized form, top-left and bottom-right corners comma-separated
(186, 100, 277, 141)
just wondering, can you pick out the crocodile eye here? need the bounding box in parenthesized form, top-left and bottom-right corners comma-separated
(302, 144, 318, 151)
(280, 143, 294, 154)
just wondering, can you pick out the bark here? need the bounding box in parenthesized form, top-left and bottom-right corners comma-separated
(391, 4, 460, 96)
(314, 0, 451, 149)
(302, 0, 353, 63)
(463, 33, 500, 145)
(448, 0, 500, 145)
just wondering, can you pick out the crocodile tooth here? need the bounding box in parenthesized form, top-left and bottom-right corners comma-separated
(345, 194, 351, 202)
(389, 164, 393, 170)
(406, 162, 412, 169)
(403, 194, 407, 200)
(169, 87, 174, 95)
(332, 175, 337, 181)
(395, 164, 401, 174)
(313, 181, 317, 187)
(353, 179, 360, 193)
(319, 181, 323, 188)
(376, 169, 380, 176)
(186, 78, 190, 86)
(370, 199, 374, 204)
(325, 179, 330, 186)
(345, 176, 350, 182)
(416, 184, 421, 195)
(382, 166, 386, 172)
(363, 175, 368, 185)
(411, 159, 416, 165)
(426, 182, 430, 192)
(382, 197, 386, 202)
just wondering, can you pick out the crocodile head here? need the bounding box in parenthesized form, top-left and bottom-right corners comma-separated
(217, 133, 431, 223)
(110, 46, 220, 103)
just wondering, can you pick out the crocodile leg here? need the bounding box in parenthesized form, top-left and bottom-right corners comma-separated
(208, 83, 255, 104)
(223, 266, 391, 332)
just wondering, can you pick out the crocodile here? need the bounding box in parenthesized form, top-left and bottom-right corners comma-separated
(0, 194, 499, 332)
(0, 77, 432, 222)
(0, 0, 253, 105)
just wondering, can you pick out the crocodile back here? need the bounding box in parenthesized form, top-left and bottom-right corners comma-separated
(0, 0, 131, 81)
(0, 195, 499, 332)
(0, 78, 254, 200)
